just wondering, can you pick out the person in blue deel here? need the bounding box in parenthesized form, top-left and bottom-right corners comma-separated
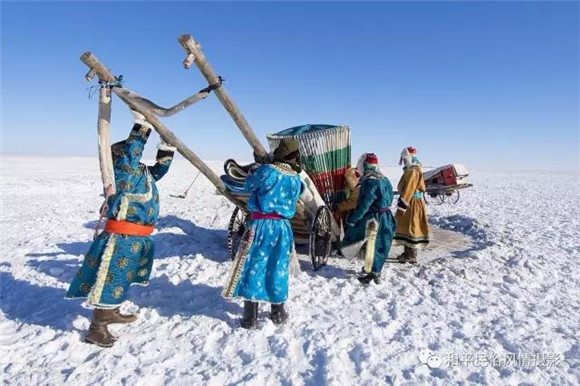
(66, 111, 175, 347)
(222, 138, 303, 329)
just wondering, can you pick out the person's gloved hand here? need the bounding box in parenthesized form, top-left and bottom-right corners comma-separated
(131, 109, 145, 121)
(157, 139, 176, 153)
(131, 109, 153, 129)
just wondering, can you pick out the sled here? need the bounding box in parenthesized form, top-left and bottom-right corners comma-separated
(423, 164, 473, 205)
(80, 34, 347, 271)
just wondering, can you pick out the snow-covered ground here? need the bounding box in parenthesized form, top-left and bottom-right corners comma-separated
(1, 156, 579, 385)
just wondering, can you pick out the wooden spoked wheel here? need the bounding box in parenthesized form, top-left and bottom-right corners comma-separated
(227, 207, 248, 260)
(309, 206, 332, 271)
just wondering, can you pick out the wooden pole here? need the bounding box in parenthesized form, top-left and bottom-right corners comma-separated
(97, 87, 115, 196)
(80, 51, 247, 209)
(81, 52, 117, 197)
(114, 87, 209, 118)
(114, 93, 230, 198)
(80, 52, 116, 83)
(81, 52, 208, 118)
(178, 34, 267, 157)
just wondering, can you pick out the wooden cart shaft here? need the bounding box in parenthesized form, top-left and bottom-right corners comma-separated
(178, 34, 267, 158)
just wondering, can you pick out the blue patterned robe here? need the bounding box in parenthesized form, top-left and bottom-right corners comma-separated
(66, 123, 174, 308)
(341, 171, 396, 274)
(223, 162, 302, 303)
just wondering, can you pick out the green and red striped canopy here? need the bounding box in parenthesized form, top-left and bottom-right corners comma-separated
(267, 124, 351, 208)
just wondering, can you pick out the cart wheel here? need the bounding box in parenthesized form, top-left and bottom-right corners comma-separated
(424, 192, 437, 205)
(227, 207, 248, 260)
(448, 189, 460, 204)
(309, 206, 332, 271)
(436, 192, 446, 205)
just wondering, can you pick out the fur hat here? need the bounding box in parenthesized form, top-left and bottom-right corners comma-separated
(365, 153, 378, 165)
(273, 138, 301, 172)
(356, 153, 380, 175)
(399, 147, 421, 167)
(273, 138, 300, 162)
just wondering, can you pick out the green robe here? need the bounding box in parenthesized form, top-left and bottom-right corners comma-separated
(341, 172, 396, 274)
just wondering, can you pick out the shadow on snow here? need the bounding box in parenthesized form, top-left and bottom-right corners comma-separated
(0, 272, 91, 330)
(429, 214, 494, 258)
(131, 275, 242, 326)
(2, 215, 238, 330)
(26, 215, 228, 264)
(0, 271, 241, 331)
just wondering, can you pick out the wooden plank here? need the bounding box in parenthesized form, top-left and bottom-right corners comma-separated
(290, 217, 309, 229)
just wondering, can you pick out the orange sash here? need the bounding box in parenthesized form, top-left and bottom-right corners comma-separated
(105, 219, 154, 236)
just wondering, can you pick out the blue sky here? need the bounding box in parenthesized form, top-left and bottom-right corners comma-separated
(1, 1, 578, 169)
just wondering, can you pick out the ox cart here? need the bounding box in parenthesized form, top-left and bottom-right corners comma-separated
(222, 124, 350, 270)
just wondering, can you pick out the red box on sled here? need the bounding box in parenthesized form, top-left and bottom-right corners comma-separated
(424, 164, 468, 187)
(440, 168, 457, 185)
(427, 167, 457, 186)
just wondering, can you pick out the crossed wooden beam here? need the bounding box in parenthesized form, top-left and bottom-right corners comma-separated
(81, 34, 267, 209)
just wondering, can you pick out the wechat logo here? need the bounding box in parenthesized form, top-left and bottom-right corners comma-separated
(419, 349, 443, 368)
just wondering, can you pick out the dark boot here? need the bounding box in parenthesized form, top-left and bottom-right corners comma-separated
(241, 301, 258, 329)
(85, 309, 116, 347)
(397, 246, 412, 263)
(407, 248, 418, 264)
(110, 308, 138, 324)
(358, 272, 381, 285)
(271, 303, 289, 325)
